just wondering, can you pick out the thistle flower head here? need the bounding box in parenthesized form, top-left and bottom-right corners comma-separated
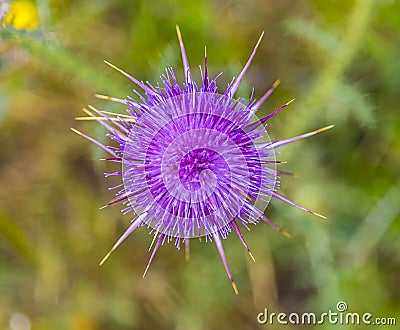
(74, 26, 332, 294)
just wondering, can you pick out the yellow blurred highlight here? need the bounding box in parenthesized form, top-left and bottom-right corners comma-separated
(69, 313, 97, 330)
(2, 0, 39, 30)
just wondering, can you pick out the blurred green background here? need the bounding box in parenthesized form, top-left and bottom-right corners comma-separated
(1, 0, 399, 329)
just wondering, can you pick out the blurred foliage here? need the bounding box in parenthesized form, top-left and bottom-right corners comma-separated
(1, 0, 400, 329)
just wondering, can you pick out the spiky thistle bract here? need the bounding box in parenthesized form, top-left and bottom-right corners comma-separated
(73, 26, 332, 294)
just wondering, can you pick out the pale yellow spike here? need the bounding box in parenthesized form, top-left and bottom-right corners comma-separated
(121, 117, 136, 123)
(94, 94, 125, 103)
(248, 251, 256, 263)
(143, 264, 150, 278)
(148, 233, 158, 252)
(313, 212, 327, 219)
(231, 281, 239, 295)
(104, 60, 155, 95)
(272, 79, 281, 88)
(75, 116, 106, 121)
(97, 108, 136, 122)
(99, 248, 114, 266)
(88, 104, 104, 113)
(285, 98, 295, 106)
(175, 25, 183, 42)
(314, 124, 335, 134)
(75, 116, 135, 123)
(76, 106, 136, 123)
(74, 107, 99, 121)
(255, 31, 265, 48)
(83, 107, 95, 116)
(71, 127, 83, 136)
(86, 105, 112, 119)
(99, 111, 135, 119)
(104, 60, 126, 75)
(278, 228, 292, 238)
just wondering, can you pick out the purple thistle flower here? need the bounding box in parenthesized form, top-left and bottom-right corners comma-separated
(73, 26, 333, 294)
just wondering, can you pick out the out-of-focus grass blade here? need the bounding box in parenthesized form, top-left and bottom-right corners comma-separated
(0, 27, 127, 96)
(282, 0, 375, 134)
(285, 18, 340, 54)
(332, 81, 375, 126)
(0, 210, 35, 265)
(344, 185, 400, 267)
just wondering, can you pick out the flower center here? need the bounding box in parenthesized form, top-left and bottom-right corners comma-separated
(179, 148, 227, 192)
(122, 92, 275, 238)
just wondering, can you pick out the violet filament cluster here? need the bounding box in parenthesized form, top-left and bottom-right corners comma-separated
(73, 26, 332, 294)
